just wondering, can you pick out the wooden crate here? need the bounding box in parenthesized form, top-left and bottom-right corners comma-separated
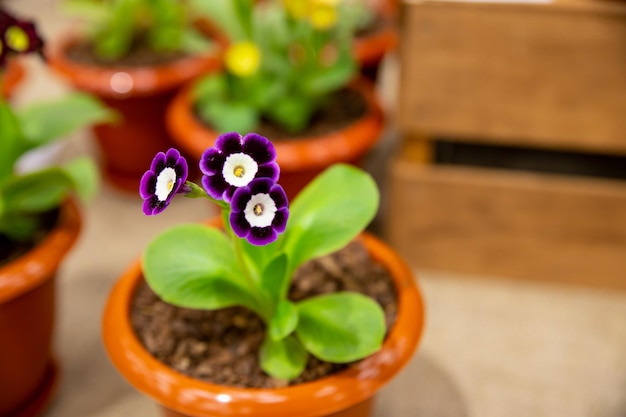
(385, 154, 626, 289)
(396, 0, 626, 155)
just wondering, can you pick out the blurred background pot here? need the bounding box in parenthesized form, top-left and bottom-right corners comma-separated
(47, 35, 225, 193)
(0, 199, 81, 417)
(1, 58, 25, 99)
(166, 78, 384, 200)
(102, 231, 424, 417)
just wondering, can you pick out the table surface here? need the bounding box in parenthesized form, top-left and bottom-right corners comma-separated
(6, 2, 626, 416)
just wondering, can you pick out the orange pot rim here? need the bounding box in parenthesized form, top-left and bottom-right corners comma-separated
(0, 199, 81, 303)
(1, 58, 25, 99)
(166, 78, 385, 172)
(46, 33, 225, 99)
(102, 231, 425, 417)
(354, 22, 399, 67)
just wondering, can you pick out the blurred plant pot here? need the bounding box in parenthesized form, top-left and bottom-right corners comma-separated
(47, 34, 226, 193)
(102, 230, 424, 417)
(1, 58, 25, 99)
(0, 199, 81, 416)
(353, 1, 399, 82)
(166, 79, 384, 201)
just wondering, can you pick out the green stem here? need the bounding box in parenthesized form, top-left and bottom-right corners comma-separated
(222, 207, 271, 322)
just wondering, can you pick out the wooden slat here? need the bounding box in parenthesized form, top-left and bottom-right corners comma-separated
(397, 0, 626, 155)
(385, 159, 626, 289)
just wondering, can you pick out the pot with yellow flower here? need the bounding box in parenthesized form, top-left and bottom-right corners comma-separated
(47, 0, 228, 193)
(103, 133, 424, 417)
(0, 9, 113, 416)
(167, 0, 384, 200)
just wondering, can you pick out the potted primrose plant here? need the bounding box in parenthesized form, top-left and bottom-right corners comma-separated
(167, 0, 384, 200)
(47, 0, 228, 193)
(102, 132, 424, 417)
(0, 7, 115, 417)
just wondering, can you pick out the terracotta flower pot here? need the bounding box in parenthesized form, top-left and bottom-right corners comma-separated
(102, 230, 424, 417)
(46, 35, 226, 193)
(353, 1, 399, 82)
(0, 199, 81, 417)
(166, 79, 385, 200)
(1, 58, 25, 99)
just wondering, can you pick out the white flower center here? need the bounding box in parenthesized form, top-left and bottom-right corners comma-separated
(223, 153, 258, 187)
(155, 167, 177, 201)
(244, 193, 277, 228)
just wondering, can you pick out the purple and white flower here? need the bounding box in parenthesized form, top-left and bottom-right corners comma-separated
(230, 178, 289, 246)
(140, 148, 188, 215)
(200, 132, 279, 202)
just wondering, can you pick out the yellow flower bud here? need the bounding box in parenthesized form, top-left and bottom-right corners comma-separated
(225, 42, 261, 78)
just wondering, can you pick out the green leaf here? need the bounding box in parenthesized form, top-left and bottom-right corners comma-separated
(304, 58, 357, 97)
(190, 0, 247, 41)
(260, 334, 308, 380)
(0, 99, 24, 181)
(260, 253, 289, 302)
(264, 95, 315, 133)
(296, 292, 385, 363)
(282, 164, 379, 274)
(198, 101, 258, 134)
(0, 168, 74, 214)
(180, 27, 216, 55)
(60, 157, 100, 203)
(17, 93, 117, 150)
(143, 224, 261, 312)
(193, 74, 226, 102)
(268, 300, 298, 342)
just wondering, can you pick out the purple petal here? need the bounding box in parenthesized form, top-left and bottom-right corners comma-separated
(139, 171, 156, 199)
(272, 208, 289, 233)
(151, 151, 167, 173)
(257, 162, 280, 183)
(248, 178, 273, 195)
(215, 132, 243, 155)
(231, 186, 251, 212)
(199, 148, 225, 176)
(248, 227, 278, 246)
(269, 184, 288, 209)
(242, 133, 276, 165)
(230, 211, 251, 238)
(201, 173, 229, 200)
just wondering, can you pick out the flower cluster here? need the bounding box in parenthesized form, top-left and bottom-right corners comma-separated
(0, 8, 44, 68)
(140, 132, 288, 245)
(140, 132, 383, 381)
(193, 0, 361, 134)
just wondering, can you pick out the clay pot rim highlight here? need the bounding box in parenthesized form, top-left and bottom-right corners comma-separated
(102, 231, 425, 417)
(46, 31, 226, 99)
(166, 78, 384, 173)
(0, 199, 81, 304)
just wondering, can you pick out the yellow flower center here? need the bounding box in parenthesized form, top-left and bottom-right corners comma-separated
(253, 203, 264, 216)
(5, 26, 30, 52)
(234, 165, 246, 178)
(225, 42, 261, 78)
(310, 0, 339, 30)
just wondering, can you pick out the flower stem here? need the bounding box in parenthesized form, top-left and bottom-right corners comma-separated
(222, 208, 271, 322)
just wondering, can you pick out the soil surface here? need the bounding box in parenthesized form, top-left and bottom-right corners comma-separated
(195, 88, 368, 141)
(66, 39, 188, 68)
(0, 209, 60, 266)
(131, 240, 398, 388)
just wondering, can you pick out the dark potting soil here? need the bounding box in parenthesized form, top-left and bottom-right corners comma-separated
(131, 239, 398, 388)
(0, 209, 60, 266)
(66, 38, 188, 68)
(194, 88, 368, 141)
